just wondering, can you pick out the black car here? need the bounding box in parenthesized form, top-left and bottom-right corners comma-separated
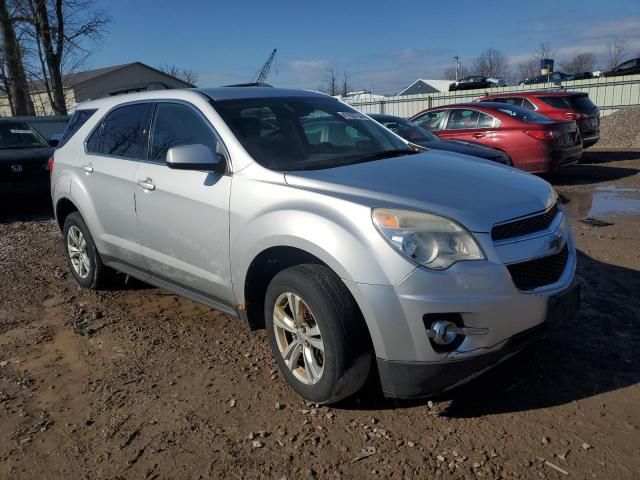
(449, 76, 502, 91)
(520, 71, 593, 86)
(603, 58, 640, 77)
(370, 114, 509, 165)
(0, 119, 57, 197)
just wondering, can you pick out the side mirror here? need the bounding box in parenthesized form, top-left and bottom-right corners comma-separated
(166, 144, 225, 172)
(49, 137, 60, 148)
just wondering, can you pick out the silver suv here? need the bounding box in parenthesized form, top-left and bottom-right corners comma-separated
(51, 88, 579, 403)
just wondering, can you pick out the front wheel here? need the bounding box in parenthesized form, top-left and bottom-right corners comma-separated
(264, 264, 372, 404)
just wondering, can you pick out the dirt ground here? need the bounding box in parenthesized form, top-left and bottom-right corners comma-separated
(1, 150, 639, 480)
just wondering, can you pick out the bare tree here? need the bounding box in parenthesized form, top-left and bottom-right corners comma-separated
(0, 49, 16, 114)
(516, 59, 539, 83)
(340, 72, 350, 97)
(16, 0, 111, 115)
(0, 0, 34, 115)
(606, 37, 628, 70)
(472, 48, 509, 79)
(561, 53, 597, 74)
(158, 64, 199, 86)
(319, 68, 338, 96)
(443, 64, 469, 80)
(535, 42, 553, 62)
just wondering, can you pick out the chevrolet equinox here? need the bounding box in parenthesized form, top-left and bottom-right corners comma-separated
(50, 88, 579, 403)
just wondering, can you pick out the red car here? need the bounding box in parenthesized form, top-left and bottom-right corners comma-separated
(476, 91, 600, 148)
(410, 103, 583, 173)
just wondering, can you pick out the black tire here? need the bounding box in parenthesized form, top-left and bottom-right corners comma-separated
(264, 264, 372, 404)
(62, 212, 113, 289)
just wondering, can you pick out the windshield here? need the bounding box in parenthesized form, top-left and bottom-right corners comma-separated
(487, 104, 552, 123)
(377, 117, 439, 143)
(214, 96, 413, 171)
(0, 122, 48, 149)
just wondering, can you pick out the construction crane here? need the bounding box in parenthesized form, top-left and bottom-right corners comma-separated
(255, 49, 277, 84)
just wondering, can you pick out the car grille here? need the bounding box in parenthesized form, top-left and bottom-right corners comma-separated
(492, 203, 559, 241)
(507, 245, 569, 291)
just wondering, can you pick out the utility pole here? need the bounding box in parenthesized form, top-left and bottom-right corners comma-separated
(453, 56, 460, 81)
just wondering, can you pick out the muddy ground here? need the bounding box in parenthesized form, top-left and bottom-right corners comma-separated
(1, 149, 639, 479)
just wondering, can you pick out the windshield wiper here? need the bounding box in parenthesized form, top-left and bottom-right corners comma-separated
(350, 149, 417, 162)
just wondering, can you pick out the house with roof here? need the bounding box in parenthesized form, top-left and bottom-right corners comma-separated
(0, 61, 194, 116)
(397, 79, 452, 96)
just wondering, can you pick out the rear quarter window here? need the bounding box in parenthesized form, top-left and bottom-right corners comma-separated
(538, 96, 570, 109)
(59, 109, 97, 147)
(565, 96, 597, 113)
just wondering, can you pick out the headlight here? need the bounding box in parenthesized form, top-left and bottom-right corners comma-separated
(372, 208, 485, 270)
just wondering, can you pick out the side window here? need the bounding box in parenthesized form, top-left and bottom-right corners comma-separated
(521, 99, 536, 111)
(86, 123, 102, 153)
(59, 109, 96, 147)
(478, 113, 500, 128)
(445, 109, 480, 130)
(413, 110, 446, 131)
(100, 104, 149, 159)
(150, 103, 221, 162)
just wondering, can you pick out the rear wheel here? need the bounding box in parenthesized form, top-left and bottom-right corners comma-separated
(264, 264, 372, 404)
(63, 212, 114, 289)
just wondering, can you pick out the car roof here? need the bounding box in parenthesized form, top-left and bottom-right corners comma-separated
(74, 87, 329, 111)
(482, 90, 584, 98)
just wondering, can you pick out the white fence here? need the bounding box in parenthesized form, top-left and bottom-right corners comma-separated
(342, 74, 640, 118)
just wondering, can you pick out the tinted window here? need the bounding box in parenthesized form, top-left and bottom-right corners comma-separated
(100, 104, 149, 159)
(413, 110, 446, 131)
(59, 109, 96, 147)
(521, 99, 536, 111)
(446, 109, 480, 129)
(377, 117, 439, 142)
(151, 103, 221, 162)
(0, 123, 48, 149)
(565, 95, 597, 113)
(214, 96, 411, 171)
(538, 96, 570, 109)
(86, 124, 102, 153)
(490, 104, 551, 123)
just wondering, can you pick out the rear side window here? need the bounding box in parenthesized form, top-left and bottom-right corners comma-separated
(150, 103, 221, 161)
(59, 109, 96, 147)
(564, 95, 596, 113)
(538, 96, 570, 109)
(91, 104, 149, 159)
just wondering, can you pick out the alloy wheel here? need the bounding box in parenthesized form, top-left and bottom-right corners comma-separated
(67, 225, 90, 279)
(272, 292, 325, 385)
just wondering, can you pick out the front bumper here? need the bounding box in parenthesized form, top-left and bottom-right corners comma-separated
(377, 281, 580, 399)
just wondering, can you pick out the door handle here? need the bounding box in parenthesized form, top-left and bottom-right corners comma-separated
(81, 164, 93, 173)
(473, 133, 486, 138)
(137, 178, 155, 191)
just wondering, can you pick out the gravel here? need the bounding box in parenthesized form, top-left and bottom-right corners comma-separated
(597, 106, 640, 149)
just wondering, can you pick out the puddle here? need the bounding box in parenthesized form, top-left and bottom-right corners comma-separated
(561, 186, 640, 219)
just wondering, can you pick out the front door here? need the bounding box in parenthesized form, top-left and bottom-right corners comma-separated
(134, 102, 234, 307)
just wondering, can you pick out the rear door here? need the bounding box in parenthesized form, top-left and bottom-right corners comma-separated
(412, 109, 447, 133)
(134, 101, 234, 309)
(436, 108, 500, 146)
(79, 103, 151, 272)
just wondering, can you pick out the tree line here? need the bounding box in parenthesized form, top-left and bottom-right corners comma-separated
(0, 0, 199, 117)
(443, 39, 634, 83)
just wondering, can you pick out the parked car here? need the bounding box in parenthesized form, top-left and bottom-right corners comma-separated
(0, 118, 58, 197)
(449, 76, 503, 91)
(370, 114, 510, 165)
(477, 91, 600, 148)
(51, 88, 579, 403)
(603, 57, 640, 77)
(410, 102, 583, 173)
(519, 71, 592, 86)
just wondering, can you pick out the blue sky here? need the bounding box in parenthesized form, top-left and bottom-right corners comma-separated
(91, 0, 640, 94)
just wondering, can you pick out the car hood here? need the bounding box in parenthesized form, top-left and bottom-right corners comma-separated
(0, 147, 53, 164)
(284, 151, 555, 233)
(414, 139, 506, 162)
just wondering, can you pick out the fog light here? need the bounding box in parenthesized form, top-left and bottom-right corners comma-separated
(424, 313, 489, 353)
